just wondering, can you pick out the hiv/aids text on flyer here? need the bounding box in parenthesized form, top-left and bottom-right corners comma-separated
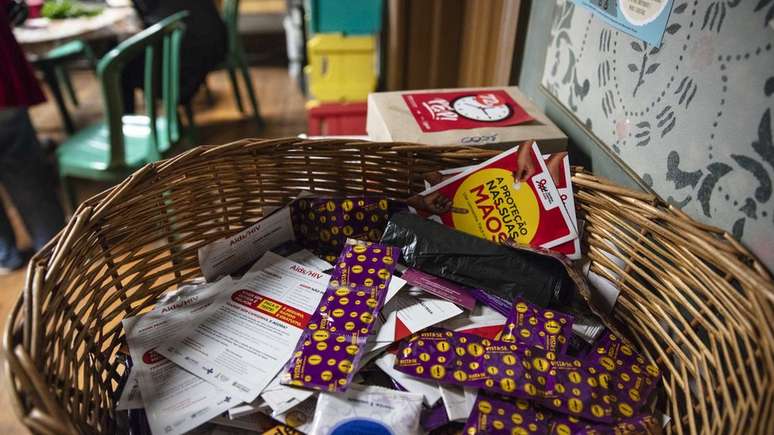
(159, 252, 330, 403)
(408, 141, 576, 249)
(121, 277, 235, 435)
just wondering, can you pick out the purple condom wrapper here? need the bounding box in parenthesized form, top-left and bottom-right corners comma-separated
(394, 328, 661, 424)
(281, 240, 400, 392)
(501, 297, 574, 354)
(290, 196, 404, 262)
(463, 393, 550, 434)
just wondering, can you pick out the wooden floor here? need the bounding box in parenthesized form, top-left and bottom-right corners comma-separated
(0, 66, 307, 433)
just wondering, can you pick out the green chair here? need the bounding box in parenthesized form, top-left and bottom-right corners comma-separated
(220, 0, 264, 127)
(33, 39, 97, 134)
(56, 11, 189, 212)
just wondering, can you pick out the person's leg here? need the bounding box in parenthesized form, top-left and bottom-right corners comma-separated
(0, 108, 65, 262)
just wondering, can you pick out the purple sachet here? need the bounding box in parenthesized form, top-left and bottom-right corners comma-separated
(463, 393, 550, 434)
(501, 298, 574, 354)
(281, 240, 400, 392)
(291, 196, 404, 261)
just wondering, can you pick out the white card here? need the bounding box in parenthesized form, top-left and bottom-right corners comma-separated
(286, 249, 333, 271)
(439, 386, 477, 421)
(122, 277, 236, 435)
(260, 372, 316, 416)
(198, 207, 295, 281)
(372, 288, 463, 351)
(159, 252, 329, 403)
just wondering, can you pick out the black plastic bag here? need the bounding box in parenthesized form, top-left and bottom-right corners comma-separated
(380, 212, 572, 308)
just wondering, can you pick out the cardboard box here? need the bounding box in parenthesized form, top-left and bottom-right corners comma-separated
(367, 87, 567, 153)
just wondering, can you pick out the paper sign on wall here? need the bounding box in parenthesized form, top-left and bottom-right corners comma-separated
(571, 0, 675, 47)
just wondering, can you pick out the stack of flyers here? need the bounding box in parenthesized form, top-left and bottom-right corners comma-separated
(421, 142, 581, 259)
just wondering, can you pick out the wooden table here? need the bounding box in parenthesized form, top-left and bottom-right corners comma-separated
(13, 7, 140, 132)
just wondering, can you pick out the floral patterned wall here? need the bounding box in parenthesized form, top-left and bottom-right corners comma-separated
(542, 0, 774, 270)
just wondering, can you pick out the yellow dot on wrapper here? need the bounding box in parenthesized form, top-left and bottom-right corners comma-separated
(506, 369, 515, 377)
(485, 379, 494, 388)
(436, 341, 450, 352)
(524, 383, 537, 396)
(312, 330, 330, 341)
(646, 364, 659, 376)
(378, 269, 390, 279)
(487, 366, 499, 375)
(357, 255, 367, 262)
(552, 398, 562, 407)
(513, 428, 528, 435)
(516, 302, 528, 313)
(415, 366, 424, 375)
(430, 365, 446, 379)
(618, 403, 634, 417)
(500, 378, 516, 392)
(332, 309, 345, 318)
(419, 352, 431, 362)
(478, 400, 492, 414)
(437, 355, 447, 363)
(304, 375, 312, 382)
(316, 341, 328, 351)
(511, 413, 523, 424)
(344, 322, 355, 331)
(349, 311, 358, 318)
(544, 320, 561, 334)
(533, 357, 549, 372)
(469, 361, 480, 370)
(336, 335, 346, 343)
(600, 356, 616, 371)
(453, 370, 468, 382)
(493, 420, 504, 430)
(467, 343, 484, 357)
(621, 372, 631, 382)
(591, 404, 605, 417)
(467, 428, 476, 435)
(519, 329, 531, 339)
(599, 373, 611, 388)
(338, 360, 353, 374)
(629, 389, 641, 401)
(363, 278, 373, 287)
(502, 354, 516, 366)
(456, 347, 466, 357)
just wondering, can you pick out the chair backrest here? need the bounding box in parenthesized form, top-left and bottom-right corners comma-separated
(96, 11, 188, 170)
(222, 0, 241, 55)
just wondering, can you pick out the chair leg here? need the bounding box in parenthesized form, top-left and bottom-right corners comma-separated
(60, 176, 78, 217)
(203, 76, 215, 106)
(226, 64, 245, 113)
(40, 63, 75, 134)
(56, 66, 79, 107)
(238, 62, 264, 129)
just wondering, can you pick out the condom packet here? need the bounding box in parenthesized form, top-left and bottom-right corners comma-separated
(582, 331, 661, 420)
(395, 328, 646, 423)
(463, 393, 550, 434)
(281, 240, 400, 392)
(309, 384, 423, 435)
(501, 298, 574, 354)
(291, 196, 406, 261)
(548, 413, 661, 434)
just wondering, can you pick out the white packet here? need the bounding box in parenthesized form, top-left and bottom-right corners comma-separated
(310, 385, 423, 435)
(116, 278, 224, 411)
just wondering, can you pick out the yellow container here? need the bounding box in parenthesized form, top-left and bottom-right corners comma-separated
(305, 34, 377, 102)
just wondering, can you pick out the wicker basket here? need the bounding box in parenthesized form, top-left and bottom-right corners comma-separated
(3, 138, 774, 434)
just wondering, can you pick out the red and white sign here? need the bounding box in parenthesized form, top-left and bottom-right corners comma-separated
(402, 89, 533, 132)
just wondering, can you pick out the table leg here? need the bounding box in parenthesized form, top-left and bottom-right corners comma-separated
(39, 62, 75, 134)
